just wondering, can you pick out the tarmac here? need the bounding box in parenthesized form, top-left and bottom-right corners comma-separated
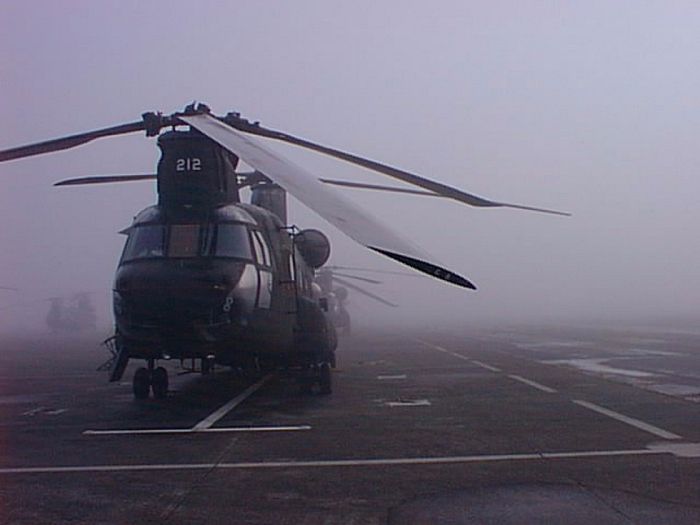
(1, 322, 699, 524)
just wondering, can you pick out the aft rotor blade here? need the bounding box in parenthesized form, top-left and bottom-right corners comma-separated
(0, 121, 147, 162)
(331, 272, 383, 285)
(182, 113, 476, 289)
(223, 116, 570, 217)
(333, 276, 398, 307)
(54, 174, 157, 186)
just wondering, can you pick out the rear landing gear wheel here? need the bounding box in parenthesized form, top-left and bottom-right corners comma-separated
(319, 362, 332, 395)
(151, 367, 168, 399)
(133, 367, 150, 400)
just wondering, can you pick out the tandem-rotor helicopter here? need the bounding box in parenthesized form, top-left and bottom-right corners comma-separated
(315, 266, 401, 336)
(0, 103, 568, 399)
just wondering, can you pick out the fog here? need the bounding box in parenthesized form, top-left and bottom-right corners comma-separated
(2, 1, 699, 334)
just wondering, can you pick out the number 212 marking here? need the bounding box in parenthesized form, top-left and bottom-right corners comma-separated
(176, 158, 202, 171)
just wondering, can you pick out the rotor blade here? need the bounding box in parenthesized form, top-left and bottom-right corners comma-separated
(321, 178, 438, 197)
(54, 174, 157, 186)
(0, 121, 147, 162)
(331, 273, 383, 285)
(332, 276, 398, 307)
(326, 265, 423, 278)
(220, 114, 570, 217)
(182, 113, 475, 289)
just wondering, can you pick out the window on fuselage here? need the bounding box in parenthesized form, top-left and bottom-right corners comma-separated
(122, 225, 166, 261)
(215, 224, 253, 259)
(251, 231, 272, 267)
(168, 224, 201, 258)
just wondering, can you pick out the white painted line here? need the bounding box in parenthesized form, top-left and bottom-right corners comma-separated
(471, 360, 501, 372)
(45, 409, 67, 415)
(385, 399, 431, 407)
(647, 442, 700, 458)
(201, 425, 311, 433)
(415, 339, 497, 369)
(192, 375, 272, 431)
(84, 429, 192, 435)
(83, 425, 311, 436)
(377, 374, 407, 380)
(573, 400, 682, 440)
(417, 338, 504, 373)
(0, 445, 682, 475)
(415, 338, 461, 357)
(22, 407, 47, 416)
(508, 374, 557, 393)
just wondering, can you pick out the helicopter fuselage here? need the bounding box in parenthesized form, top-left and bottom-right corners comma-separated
(114, 201, 335, 371)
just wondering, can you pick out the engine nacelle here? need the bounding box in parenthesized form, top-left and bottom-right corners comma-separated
(296, 229, 330, 269)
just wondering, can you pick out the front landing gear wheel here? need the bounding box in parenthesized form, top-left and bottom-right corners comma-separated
(151, 367, 168, 399)
(319, 362, 332, 395)
(133, 367, 150, 399)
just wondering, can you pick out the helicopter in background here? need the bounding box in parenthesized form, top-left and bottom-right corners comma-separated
(46, 293, 97, 333)
(314, 266, 401, 336)
(0, 103, 567, 400)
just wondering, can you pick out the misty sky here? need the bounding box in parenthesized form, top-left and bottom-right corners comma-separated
(1, 1, 699, 331)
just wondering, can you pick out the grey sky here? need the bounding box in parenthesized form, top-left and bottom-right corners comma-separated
(1, 1, 699, 330)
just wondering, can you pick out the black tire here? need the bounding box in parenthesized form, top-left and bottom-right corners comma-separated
(298, 381, 313, 395)
(151, 367, 168, 399)
(319, 362, 332, 395)
(133, 367, 150, 400)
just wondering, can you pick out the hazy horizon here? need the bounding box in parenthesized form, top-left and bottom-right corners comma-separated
(2, 1, 699, 334)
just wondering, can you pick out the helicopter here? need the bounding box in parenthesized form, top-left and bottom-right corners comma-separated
(0, 103, 568, 399)
(46, 293, 97, 333)
(315, 266, 400, 336)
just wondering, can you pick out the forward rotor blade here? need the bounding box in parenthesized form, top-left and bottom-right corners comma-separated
(221, 115, 570, 217)
(326, 265, 423, 278)
(0, 121, 146, 162)
(182, 113, 475, 289)
(331, 273, 382, 285)
(320, 178, 438, 197)
(54, 174, 157, 186)
(332, 276, 398, 307)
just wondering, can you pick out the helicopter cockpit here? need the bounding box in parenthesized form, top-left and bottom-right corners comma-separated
(120, 222, 255, 263)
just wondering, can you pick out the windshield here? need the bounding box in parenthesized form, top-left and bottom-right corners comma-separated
(215, 223, 252, 259)
(168, 224, 201, 258)
(121, 225, 165, 261)
(121, 223, 252, 262)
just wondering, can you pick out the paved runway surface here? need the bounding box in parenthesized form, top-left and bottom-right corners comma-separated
(1, 323, 699, 524)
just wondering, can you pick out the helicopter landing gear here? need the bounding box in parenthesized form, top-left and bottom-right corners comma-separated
(151, 367, 168, 399)
(319, 362, 332, 395)
(133, 367, 150, 399)
(132, 361, 169, 400)
(299, 359, 333, 395)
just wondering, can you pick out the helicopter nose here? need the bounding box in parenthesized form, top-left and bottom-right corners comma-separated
(114, 261, 256, 334)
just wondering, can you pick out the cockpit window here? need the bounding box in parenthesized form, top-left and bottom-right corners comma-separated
(122, 225, 165, 261)
(168, 224, 200, 258)
(215, 224, 252, 259)
(121, 222, 254, 262)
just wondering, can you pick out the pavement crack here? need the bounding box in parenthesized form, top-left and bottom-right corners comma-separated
(571, 480, 636, 523)
(156, 437, 240, 521)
